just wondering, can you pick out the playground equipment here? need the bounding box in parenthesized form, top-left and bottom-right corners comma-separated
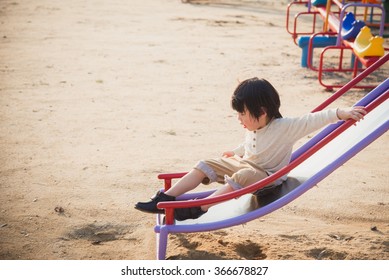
(362, 0, 389, 27)
(354, 25, 385, 56)
(341, 12, 366, 40)
(298, 35, 338, 67)
(286, 0, 388, 89)
(312, 0, 328, 6)
(151, 60, 388, 258)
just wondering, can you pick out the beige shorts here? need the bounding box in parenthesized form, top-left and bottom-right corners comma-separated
(194, 155, 275, 191)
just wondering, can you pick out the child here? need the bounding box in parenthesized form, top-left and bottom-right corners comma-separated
(135, 77, 366, 221)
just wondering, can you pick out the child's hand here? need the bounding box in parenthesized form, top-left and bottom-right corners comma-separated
(222, 151, 235, 158)
(337, 106, 367, 122)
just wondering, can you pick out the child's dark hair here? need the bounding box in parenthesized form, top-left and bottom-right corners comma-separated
(231, 77, 282, 119)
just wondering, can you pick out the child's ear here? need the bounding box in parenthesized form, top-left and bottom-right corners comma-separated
(261, 107, 268, 115)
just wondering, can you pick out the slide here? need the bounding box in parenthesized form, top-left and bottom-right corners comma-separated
(154, 78, 389, 259)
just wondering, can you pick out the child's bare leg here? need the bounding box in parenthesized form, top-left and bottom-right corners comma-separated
(165, 168, 206, 197)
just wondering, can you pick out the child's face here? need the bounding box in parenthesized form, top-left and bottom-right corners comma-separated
(237, 109, 268, 131)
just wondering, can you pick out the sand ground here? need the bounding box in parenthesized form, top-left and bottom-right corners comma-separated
(0, 0, 388, 260)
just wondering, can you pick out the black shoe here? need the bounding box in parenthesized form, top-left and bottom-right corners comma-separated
(135, 191, 175, 214)
(174, 206, 207, 221)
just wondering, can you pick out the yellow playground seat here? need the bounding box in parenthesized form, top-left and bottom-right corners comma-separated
(354, 26, 385, 57)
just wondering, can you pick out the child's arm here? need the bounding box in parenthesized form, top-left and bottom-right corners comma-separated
(223, 142, 245, 158)
(336, 106, 367, 122)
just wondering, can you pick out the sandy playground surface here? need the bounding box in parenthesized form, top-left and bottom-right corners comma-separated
(0, 0, 388, 260)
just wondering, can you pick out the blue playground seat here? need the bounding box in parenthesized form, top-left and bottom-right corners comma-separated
(311, 0, 327, 6)
(341, 12, 365, 40)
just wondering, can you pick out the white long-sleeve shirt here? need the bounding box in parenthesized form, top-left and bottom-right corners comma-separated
(232, 109, 340, 179)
